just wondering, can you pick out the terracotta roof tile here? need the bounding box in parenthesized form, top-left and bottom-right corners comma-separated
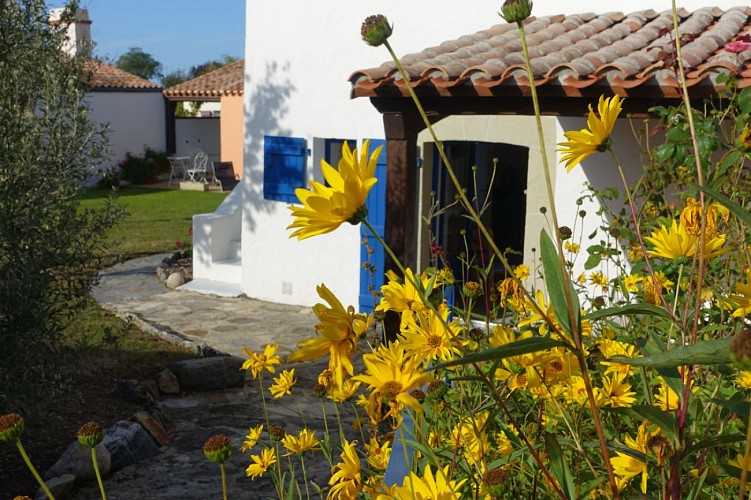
(87, 61, 160, 90)
(163, 60, 244, 100)
(350, 7, 751, 103)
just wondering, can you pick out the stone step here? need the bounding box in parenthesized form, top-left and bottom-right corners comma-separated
(179, 278, 243, 297)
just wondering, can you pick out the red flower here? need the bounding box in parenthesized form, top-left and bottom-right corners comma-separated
(188, 226, 193, 236)
(176, 240, 183, 249)
(725, 40, 751, 54)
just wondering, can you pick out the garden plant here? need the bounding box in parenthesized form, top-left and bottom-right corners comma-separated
(4, 0, 751, 498)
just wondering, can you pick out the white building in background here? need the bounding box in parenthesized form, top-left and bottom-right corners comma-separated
(188, 0, 748, 310)
(50, 8, 166, 182)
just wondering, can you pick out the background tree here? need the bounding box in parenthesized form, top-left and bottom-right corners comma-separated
(116, 46, 162, 81)
(0, 0, 123, 364)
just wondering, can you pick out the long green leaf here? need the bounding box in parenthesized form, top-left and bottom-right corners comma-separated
(544, 433, 575, 500)
(695, 185, 751, 228)
(540, 229, 580, 338)
(434, 336, 572, 369)
(610, 338, 731, 368)
(710, 398, 751, 420)
(584, 303, 671, 321)
(684, 432, 745, 456)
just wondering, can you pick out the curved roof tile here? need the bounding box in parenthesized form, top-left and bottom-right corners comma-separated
(350, 7, 751, 101)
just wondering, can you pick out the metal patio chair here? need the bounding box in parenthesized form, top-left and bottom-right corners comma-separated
(186, 151, 208, 182)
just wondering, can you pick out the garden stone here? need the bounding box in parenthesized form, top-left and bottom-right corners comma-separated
(167, 356, 245, 391)
(103, 420, 159, 473)
(157, 368, 180, 394)
(34, 473, 75, 500)
(117, 378, 145, 403)
(166, 272, 185, 289)
(139, 379, 160, 401)
(46, 442, 110, 482)
(132, 411, 174, 446)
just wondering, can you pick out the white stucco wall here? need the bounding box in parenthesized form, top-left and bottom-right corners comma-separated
(242, 0, 741, 308)
(86, 91, 166, 177)
(176, 118, 221, 164)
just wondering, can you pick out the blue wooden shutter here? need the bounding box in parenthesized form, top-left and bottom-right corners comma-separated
(263, 136, 307, 203)
(359, 139, 387, 314)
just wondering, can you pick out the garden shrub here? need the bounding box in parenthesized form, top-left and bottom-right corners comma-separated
(119, 146, 171, 184)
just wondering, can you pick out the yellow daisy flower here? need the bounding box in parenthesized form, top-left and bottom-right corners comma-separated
(601, 373, 636, 408)
(451, 412, 490, 469)
(376, 268, 430, 314)
(365, 437, 391, 470)
(729, 269, 751, 318)
(327, 378, 361, 403)
(288, 283, 369, 387)
(589, 270, 609, 291)
(611, 423, 655, 494)
(622, 274, 643, 294)
(246, 447, 277, 479)
(644, 220, 727, 261)
(599, 338, 638, 376)
(241, 344, 282, 379)
(328, 439, 361, 499)
(398, 308, 463, 362)
(736, 370, 751, 389)
(557, 94, 623, 171)
(287, 140, 381, 240)
(353, 342, 432, 422)
(269, 368, 296, 399)
(564, 241, 580, 254)
(378, 464, 466, 499)
(240, 424, 263, 452)
(513, 264, 530, 280)
(281, 428, 319, 456)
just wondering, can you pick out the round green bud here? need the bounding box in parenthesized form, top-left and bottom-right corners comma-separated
(203, 434, 233, 464)
(77, 421, 104, 448)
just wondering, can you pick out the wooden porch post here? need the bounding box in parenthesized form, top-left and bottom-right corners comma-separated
(382, 111, 422, 343)
(165, 98, 177, 154)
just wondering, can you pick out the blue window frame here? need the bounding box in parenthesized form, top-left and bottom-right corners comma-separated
(263, 136, 308, 203)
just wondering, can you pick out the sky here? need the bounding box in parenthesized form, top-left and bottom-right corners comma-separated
(69, 0, 245, 80)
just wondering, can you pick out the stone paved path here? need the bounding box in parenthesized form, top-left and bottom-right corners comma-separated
(73, 255, 360, 499)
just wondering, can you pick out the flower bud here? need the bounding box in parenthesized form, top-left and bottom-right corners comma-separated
(426, 380, 448, 403)
(0, 413, 24, 442)
(558, 226, 572, 240)
(361, 15, 393, 47)
(409, 389, 426, 404)
(77, 421, 104, 448)
(463, 281, 483, 298)
(269, 425, 286, 442)
(730, 329, 751, 370)
(312, 383, 327, 398)
(483, 468, 510, 498)
(203, 434, 233, 464)
(499, 0, 533, 24)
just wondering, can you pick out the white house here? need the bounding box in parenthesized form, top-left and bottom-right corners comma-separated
(189, 0, 749, 312)
(50, 8, 166, 182)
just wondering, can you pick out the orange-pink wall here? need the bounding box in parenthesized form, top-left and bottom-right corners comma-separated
(220, 95, 244, 180)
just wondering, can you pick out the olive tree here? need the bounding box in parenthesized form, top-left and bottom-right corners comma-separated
(0, 0, 123, 362)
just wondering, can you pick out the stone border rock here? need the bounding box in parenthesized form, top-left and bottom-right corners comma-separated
(37, 353, 246, 499)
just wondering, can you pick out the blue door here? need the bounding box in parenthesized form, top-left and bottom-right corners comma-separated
(359, 139, 387, 313)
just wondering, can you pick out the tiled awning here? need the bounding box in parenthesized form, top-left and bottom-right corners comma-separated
(164, 60, 244, 101)
(350, 7, 751, 110)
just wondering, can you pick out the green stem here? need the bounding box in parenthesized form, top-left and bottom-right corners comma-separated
(92, 447, 107, 500)
(15, 438, 56, 500)
(300, 454, 311, 500)
(515, 20, 618, 498)
(220, 462, 228, 500)
(740, 408, 751, 499)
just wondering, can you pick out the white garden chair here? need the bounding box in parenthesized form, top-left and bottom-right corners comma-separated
(186, 151, 208, 182)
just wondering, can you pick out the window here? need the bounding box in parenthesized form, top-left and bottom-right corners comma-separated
(263, 136, 308, 203)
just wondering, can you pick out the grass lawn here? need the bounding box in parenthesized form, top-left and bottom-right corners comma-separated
(80, 186, 229, 257)
(1, 186, 230, 497)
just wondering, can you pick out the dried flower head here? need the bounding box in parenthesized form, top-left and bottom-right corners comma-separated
(361, 15, 393, 47)
(77, 421, 104, 448)
(203, 434, 233, 464)
(426, 380, 448, 403)
(483, 468, 510, 498)
(409, 388, 426, 404)
(558, 226, 572, 240)
(0, 413, 24, 442)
